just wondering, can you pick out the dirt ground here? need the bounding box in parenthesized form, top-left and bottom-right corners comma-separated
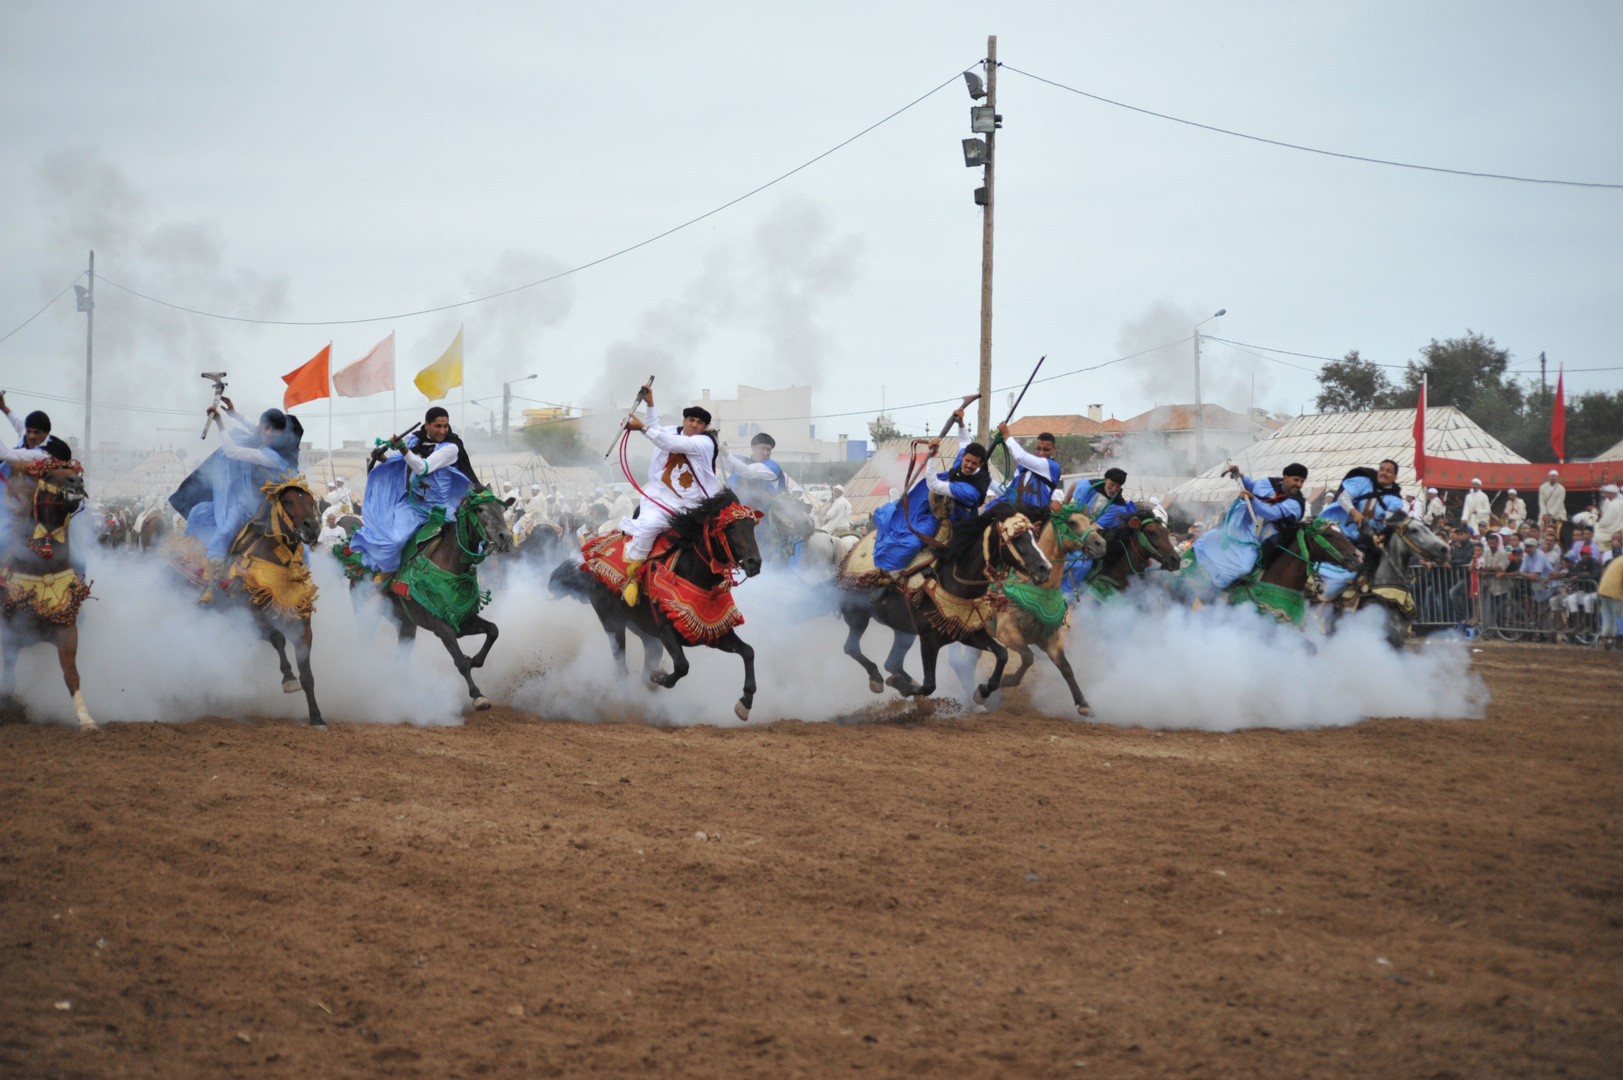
(2, 641, 1620, 1079)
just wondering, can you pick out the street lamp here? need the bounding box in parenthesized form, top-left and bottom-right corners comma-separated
(1192, 309, 1226, 471)
(502, 373, 538, 446)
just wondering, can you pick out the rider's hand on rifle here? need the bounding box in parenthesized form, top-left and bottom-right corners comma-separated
(0, 391, 9, 415)
(640, 384, 654, 408)
(220, 396, 234, 413)
(996, 421, 1010, 440)
(625, 415, 646, 432)
(928, 438, 941, 457)
(1224, 464, 1242, 480)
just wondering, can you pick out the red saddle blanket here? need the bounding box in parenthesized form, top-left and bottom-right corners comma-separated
(580, 532, 744, 646)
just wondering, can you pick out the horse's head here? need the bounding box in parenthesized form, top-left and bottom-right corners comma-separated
(1131, 514, 1183, 570)
(980, 505, 1051, 582)
(469, 490, 516, 556)
(1057, 507, 1108, 560)
(767, 492, 815, 541)
(274, 482, 323, 546)
(23, 460, 88, 529)
(1307, 518, 1364, 571)
(1385, 510, 1449, 565)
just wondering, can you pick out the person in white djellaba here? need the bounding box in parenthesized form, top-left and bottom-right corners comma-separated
(1461, 478, 1492, 533)
(1503, 487, 1527, 530)
(617, 387, 720, 605)
(816, 484, 852, 533)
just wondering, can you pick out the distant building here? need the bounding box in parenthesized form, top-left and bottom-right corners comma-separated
(689, 385, 850, 464)
(1010, 403, 1287, 475)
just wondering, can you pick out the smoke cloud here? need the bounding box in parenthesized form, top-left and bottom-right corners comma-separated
(1116, 300, 1272, 415)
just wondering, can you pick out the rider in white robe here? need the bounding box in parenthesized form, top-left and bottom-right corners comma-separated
(618, 391, 719, 604)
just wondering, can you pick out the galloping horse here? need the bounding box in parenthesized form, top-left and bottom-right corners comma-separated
(1226, 517, 1363, 626)
(971, 505, 1109, 716)
(1077, 513, 1184, 601)
(837, 502, 1052, 706)
(760, 491, 816, 564)
(1, 459, 96, 730)
(211, 477, 326, 727)
(344, 489, 514, 711)
(556, 489, 764, 720)
(1334, 510, 1450, 648)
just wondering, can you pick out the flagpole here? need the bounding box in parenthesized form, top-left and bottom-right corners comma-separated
(327, 341, 336, 485)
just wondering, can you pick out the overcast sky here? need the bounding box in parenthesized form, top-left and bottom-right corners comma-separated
(2, 1, 1620, 451)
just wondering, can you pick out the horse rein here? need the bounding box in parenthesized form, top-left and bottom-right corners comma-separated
(697, 503, 763, 579)
(950, 513, 1037, 587)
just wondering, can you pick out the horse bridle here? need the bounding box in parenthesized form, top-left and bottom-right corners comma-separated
(16, 462, 84, 558)
(698, 502, 763, 578)
(952, 512, 1039, 586)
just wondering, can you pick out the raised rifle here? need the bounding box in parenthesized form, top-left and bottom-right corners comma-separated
(200, 372, 227, 439)
(369, 421, 424, 471)
(603, 376, 656, 459)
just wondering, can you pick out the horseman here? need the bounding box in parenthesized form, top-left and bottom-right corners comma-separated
(169, 399, 304, 602)
(1182, 463, 1309, 595)
(0, 399, 74, 563)
(1315, 459, 1405, 599)
(868, 408, 990, 596)
(992, 423, 1063, 515)
(726, 432, 788, 510)
(1068, 467, 1130, 521)
(348, 406, 480, 575)
(618, 389, 720, 605)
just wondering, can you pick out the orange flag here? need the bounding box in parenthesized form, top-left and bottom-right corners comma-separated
(282, 344, 331, 410)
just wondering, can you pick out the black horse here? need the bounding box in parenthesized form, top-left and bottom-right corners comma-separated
(837, 502, 1052, 706)
(552, 490, 764, 720)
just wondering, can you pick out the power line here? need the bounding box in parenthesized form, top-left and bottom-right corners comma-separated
(92, 67, 974, 328)
(1002, 64, 1623, 191)
(1208, 335, 1623, 375)
(0, 277, 83, 345)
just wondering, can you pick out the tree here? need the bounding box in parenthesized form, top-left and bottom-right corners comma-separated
(867, 413, 904, 444)
(520, 419, 591, 465)
(1315, 350, 1393, 412)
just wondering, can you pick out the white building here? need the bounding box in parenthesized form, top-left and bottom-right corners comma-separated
(690, 384, 855, 463)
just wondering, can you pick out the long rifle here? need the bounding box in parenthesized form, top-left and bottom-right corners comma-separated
(368, 421, 424, 472)
(999, 354, 1046, 431)
(603, 376, 656, 459)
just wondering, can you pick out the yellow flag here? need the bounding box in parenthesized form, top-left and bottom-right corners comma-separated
(414, 326, 463, 401)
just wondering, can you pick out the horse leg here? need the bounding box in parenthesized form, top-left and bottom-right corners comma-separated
(882, 628, 920, 696)
(292, 619, 323, 729)
(461, 615, 499, 669)
(630, 626, 665, 684)
(426, 613, 491, 710)
(711, 630, 756, 721)
(54, 624, 97, 732)
(840, 602, 885, 694)
(914, 632, 941, 699)
(650, 627, 690, 690)
(1043, 636, 1091, 717)
(264, 625, 300, 694)
(1001, 636, 1036, 688)
(1, 627, 19, 699)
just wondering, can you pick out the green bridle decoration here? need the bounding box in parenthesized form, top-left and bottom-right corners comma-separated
(1277, 517, 1354, 569)
(452, 489, 504, 564)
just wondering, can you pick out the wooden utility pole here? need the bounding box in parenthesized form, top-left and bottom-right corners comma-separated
(976, 36, 997, 444)
(83, 250, 95, 463)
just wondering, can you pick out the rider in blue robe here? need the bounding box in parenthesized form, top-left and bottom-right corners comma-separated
(989, 423, 1063, 515)
(349, 406, 477, 574)
(1071, 467, 1130, 521)
(1314, 461, 1405, 599)
(1064, 498, 1141, 591)
(726, 432, 788, 510)
(871, 440, 991, 576)
(1182, 464, 1308, 596)
(170, 403, 303, 599)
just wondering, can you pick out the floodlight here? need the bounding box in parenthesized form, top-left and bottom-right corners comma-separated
(964, 71, 986, 99)
(962, 138, 989, 167)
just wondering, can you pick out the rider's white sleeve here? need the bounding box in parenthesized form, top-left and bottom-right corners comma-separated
(221, 442, 284, 469)
(5, 409, 24, 440)
(0, 443, 47, 464)
(726, 454, 778, 481)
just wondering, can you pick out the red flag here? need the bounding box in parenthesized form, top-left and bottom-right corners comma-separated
(1412, 376, 1426, 482)
(1550, 367, 1566, 462)
(282, 344, 331, 410)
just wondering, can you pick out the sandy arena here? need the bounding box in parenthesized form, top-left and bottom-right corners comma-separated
(2, 641, 1620, 1078)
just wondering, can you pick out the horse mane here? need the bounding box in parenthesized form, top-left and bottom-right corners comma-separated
(945, 501, 1018, 563)
(1022, 502, 1054, 528)
(667, 488, 741, 543)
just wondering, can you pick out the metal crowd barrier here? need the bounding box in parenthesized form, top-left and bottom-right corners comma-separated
(1409, 565, 1604, 645)
(1409, 565, 1477, 629)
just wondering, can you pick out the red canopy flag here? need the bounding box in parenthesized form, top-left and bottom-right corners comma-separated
(333, 332, 395, 398)
(1550, 367, 1566, 462)
(1412, 376, 1427, 478)
(282, 344, 331, 410)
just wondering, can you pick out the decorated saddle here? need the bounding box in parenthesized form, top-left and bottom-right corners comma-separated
(336, 505, 489, 631)
(0, 566, 91, 624)
(581, 531, 745, 646)
(834, 523, 948, 593)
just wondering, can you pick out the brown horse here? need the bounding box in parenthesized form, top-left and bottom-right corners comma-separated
(971, 506, 1108, 716)
(1080, 513, 1184, 599)
(211, 477, 327, 727)
(356, 489, 515, 711)
(136, 506, 171, 551)
(1, 460, 97, 731)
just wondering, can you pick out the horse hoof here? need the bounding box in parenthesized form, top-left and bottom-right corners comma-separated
(282, 679, 301, 694)
(309, 719, 328, 731)
(1077, 705, 1092, 718)
(650, 669, 670, 685)
(734, 701, 750, 722)
(973, 704, 989, 715)
(78, 719, 99, 733)
(973, 686, 990, 705)
(868, 678, 884, 695)
(473, 697, 493, 711)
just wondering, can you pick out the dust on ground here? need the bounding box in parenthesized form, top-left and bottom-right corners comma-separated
(2, 641, 1620, 1078)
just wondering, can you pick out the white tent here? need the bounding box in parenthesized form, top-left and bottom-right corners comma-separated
(1165, 406, 1526, 506)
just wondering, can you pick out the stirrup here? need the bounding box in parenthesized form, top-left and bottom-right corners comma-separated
(622, 559, 646, 606)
